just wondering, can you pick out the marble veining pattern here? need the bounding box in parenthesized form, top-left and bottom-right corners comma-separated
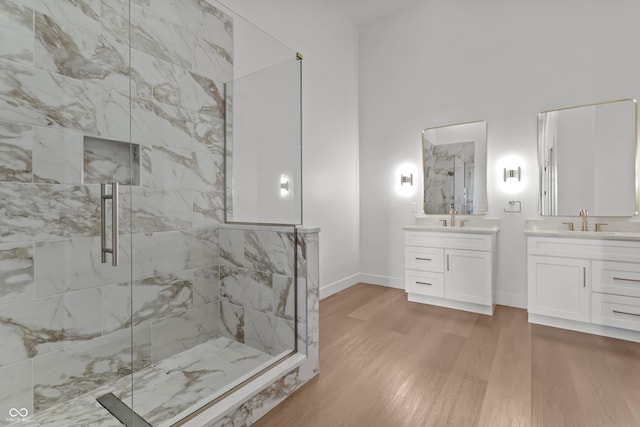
(219, 228, 296, 277)
(102, 271, 193, 333)
(193, 112, 224, 147)
(97, 88, 131, 142)
(130, 96, 193, 150)
(83, 136, 141, 186)
(34, 12, 130, 93)
(21, 0, 101, 33)
(210, 231, 320, 427)
(193, 191, 224, 229)
(130, 49, 224, 115)
(0, 58, 102, 134)
(32, 324, 152, 412)
(34, 233, 153, 298)
(122, 188, 194, 233)
(99, 0, 130, 45)
(273, 274, 294, 321)
(152, 228, 218, 274)
(220, 266, 273, 315)
(193, 265, 220, 307)
(0, 358, 33, 422)
(244, 309, 295, 356)
(151, 144, 194, 190)
(0, 183, 101, 242)
(32, 127, 83, 184)
(14, 337, 276, 427)
(0, 288, 102, 367)
(0, 0, 34, 65)
(244, 230, 295, 277)
(0, 242, 34, 305)
(0, 120, 32, 183)
(129, 3, 193, 70)
(219, 228, 244, 269)
(220, 300, 244, 344)
(151, 301, 219, 362)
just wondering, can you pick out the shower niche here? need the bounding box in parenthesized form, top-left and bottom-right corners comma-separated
(83, 136, 141, 186)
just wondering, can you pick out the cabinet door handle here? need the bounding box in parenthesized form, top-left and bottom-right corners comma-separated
(416, 257, 432, 261)
(583, 267, 586, 288)
(613, 310, 640, 318)
(613, 277, 640, 283)
(446, 255, 450, 271)
(416, 281, 432, 286)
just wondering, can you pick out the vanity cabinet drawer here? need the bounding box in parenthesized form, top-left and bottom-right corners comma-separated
(592, 261, 640, 298)
(592, 293, 640, 332)
(405, 247, 444, 272)
(405, 270, 444, 298)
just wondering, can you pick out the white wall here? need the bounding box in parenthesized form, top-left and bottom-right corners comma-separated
(219, 0, 361, 292)
(359, 0, 640, 307)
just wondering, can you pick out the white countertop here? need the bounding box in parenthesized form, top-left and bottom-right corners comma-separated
(524, 228, 640, 241)
(403, 225, 499, 234)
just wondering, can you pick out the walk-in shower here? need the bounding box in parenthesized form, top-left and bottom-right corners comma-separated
(0, 1, 314, 426)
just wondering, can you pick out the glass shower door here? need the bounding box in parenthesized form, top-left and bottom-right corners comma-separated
(0, 1, 138, 425)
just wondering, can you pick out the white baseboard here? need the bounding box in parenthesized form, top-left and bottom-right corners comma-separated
(528, 313, 640, 343)
(408, 293, 493, 315)
(319, 273, 403, 300)
(495, 291, 527, 309)
(319, 273, 360, 300)
(321, 274, 528, 310)
(357, 273, 403, 289)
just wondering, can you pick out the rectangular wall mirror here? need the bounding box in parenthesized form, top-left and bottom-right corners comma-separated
(422, 120, 488, 215)
(538, 99, 638, 217)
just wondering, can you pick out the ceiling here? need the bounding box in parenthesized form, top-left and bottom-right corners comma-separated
(328, 0, 420, 24)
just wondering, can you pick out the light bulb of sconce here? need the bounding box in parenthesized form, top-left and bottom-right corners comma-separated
(400, 173, 413, 186)
(503, 167, 521, 182)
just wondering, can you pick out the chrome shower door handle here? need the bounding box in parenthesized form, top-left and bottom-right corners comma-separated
(112, 182, 118, 267)
(101, 182, 119, 266)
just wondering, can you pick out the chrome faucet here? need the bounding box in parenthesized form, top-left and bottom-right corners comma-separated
(449, 207, 457, 227)
(579, 209, 589, 231)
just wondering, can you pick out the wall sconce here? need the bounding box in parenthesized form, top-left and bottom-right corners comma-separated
(400, 173, 413, 186)
(396, 163, 418, 197)
(503, 167, 521, 182)
(280, 175, 289, 197)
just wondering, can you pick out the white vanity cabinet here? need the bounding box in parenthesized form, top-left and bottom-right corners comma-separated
(527, 256, 590, 322)
(404, 229, 497, 315)
(526, 234, 640, 342)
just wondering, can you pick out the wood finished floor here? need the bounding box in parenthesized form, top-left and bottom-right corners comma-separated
(253, 283, 640, 427)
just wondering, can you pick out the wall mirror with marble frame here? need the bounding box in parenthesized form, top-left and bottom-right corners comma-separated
(538, 99, 638, 217)
(422, 120, 488, 215)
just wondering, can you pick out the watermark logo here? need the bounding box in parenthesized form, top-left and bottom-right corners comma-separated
(9, 409, 28, 417)
(6, 408, 31, 423)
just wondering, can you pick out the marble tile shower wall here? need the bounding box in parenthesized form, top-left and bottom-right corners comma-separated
(219, 228, 297, 357)
(0, 0, 232, 418)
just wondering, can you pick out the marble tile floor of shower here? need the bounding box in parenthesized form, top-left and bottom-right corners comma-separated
(11, 337, 278, 427)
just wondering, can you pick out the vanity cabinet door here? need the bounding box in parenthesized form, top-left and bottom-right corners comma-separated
(528, 256, 590, 322)
(444, 249, 491, 305)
